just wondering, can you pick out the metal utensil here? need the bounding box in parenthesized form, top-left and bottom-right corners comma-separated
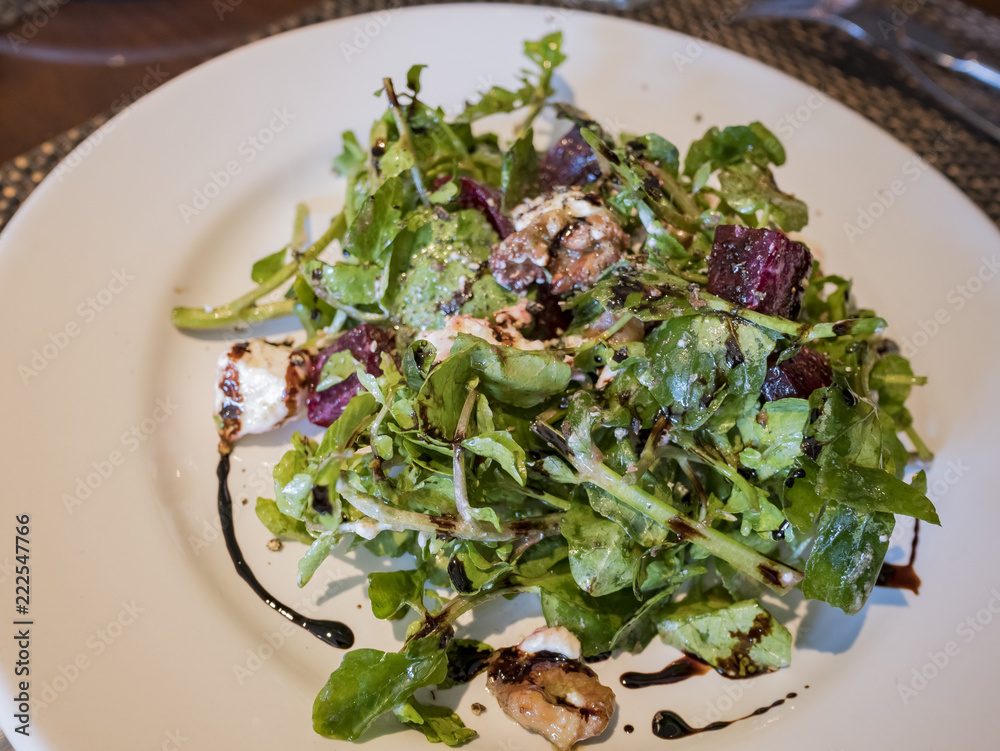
(896, 20, 1000, 93)
(739, 0, 1000, 142)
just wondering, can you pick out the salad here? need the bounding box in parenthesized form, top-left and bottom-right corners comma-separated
(172, 33, 938, 749)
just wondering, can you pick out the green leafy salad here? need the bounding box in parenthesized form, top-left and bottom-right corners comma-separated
(173, 32, 938, 749)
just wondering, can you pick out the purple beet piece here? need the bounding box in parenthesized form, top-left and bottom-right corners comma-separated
(540, 125, 602, 190)
(708, 225, 813, 319)
(307, 324, 395, 427)
(761, 348, 833, 402)
(433, 175, 514, 238)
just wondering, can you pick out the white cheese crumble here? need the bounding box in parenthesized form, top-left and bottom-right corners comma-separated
(518, 626, 582, 660)
(418, 312, 546, 364)
(214, 339, 307, 440)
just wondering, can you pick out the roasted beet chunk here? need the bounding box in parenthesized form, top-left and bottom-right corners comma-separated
(540, 125, 603, 191)
(708, 225, 813, 319)
(761, 348, 833, 402)
(433, 175, 514, 238)
(307, 324, 395, 427)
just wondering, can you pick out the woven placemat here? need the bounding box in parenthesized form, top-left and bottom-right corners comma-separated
(2, 0, 999, 230)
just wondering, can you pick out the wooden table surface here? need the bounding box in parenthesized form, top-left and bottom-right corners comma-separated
(0, 0, 998, 164)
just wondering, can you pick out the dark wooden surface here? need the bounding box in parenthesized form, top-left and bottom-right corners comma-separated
(1, 0, 998, 163)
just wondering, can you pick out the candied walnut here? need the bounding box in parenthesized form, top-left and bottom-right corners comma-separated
(488, 227, 550, 291)
(486, 631, 616, 751)
(489, 190, 630, 295)
(549, 214, 630, 295)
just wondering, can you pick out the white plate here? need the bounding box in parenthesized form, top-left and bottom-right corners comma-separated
(2, 4, 999, 749)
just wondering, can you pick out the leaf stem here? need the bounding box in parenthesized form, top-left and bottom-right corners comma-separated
(532, 422, 803, 594)
(643, 270, 887, 341)
(905, 426, 934, 464)
(383, 77, 431, 207)
(452, 385, 480, 526)
(336, 478, 561, 543)
(646, 162, 700, 218)
(881, 374, 928, 386)
(516, 100, 546, 140)
(308, 286, 389, 323)
(171, 212, 346, 329)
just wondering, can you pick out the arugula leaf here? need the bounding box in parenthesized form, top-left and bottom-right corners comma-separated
(871, 353, 923, 431)
(440, 638, 494, 690)
(716, 162, 808, 232)
(255, 497, 313, 544)
(394, 698, 478, 747)
(456, 33, 564, 123)
(500, 128, 540, 211)
(368, 569, 427, 620)
(523, 32, 566, 93)
(738, 398, 810, 481)
(342, 177, 404, 263)
(817, 454, 940, 524)
(316, 350, 360, 392)
(539, 568, 644, 655)
(462, 431, 527, 484)
(563, 502, 639, 597)
(461, 336, 572, 408)
(292, 272, 336, 338)
(306, 259, 381, 306)
(631, 133, 680, 177)
(250, 247, 286, 284)
(657, 589, 791, 677)
(683, 122, 785, 177)
(781, 459, 825, 531)
(395, 209, 497, 331)
(333, 130, 367, 176)
(643, 313, 775, 429)
(406, 64, 427, 95)
(298, 531, 337, 587)
(584, 484, 669, 548)
(313, 636, 448, 740)
(273, 435, 315, 519)
(457, 85, 529, 122)
(802, 502, 894, 614)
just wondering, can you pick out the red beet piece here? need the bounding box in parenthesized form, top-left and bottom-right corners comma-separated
(307, 324, 395, 427)
(540, 125, 602, 190)
(761, 348, 833, 402)
(433, 175, 514, 238)
(708, 225, 813, 319)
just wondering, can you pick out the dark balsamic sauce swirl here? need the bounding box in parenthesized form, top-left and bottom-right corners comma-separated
(620, 655, 710, 688)
(217, 453, 354, 649)
(652, 693, 798, 739)
(876, 520, 922, 594)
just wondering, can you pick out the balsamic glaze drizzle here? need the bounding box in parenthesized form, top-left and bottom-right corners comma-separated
(877, 520, 921, 594)
(620, 655, 710, 689)
(652, 693, 798, 739)
(217, 454, 354, 649)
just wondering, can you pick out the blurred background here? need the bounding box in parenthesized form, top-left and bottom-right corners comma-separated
(0, 0, 324, 162)
(1, 0, 999, 164)
(1, 0, 1000, 234)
